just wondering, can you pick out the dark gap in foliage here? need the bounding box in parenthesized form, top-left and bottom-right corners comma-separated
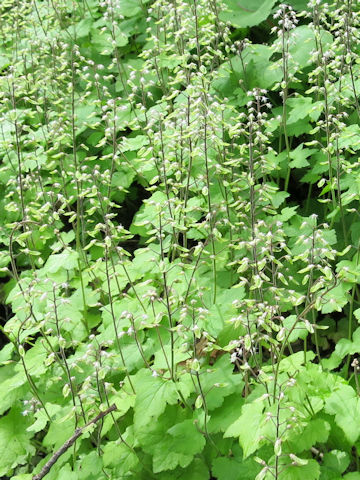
(118, 181, 151, 230)
(119, 126, 133, 137)
(247, 24, 272, 45)
(176, 232, 199, 252)
(0, 308, 10, 348)
(63, 346, 76, 357)
(112, 181, 152, 255)
(0, 281, 12, 348)
(229, 26, 246, 43)
(119, 234, 141, 257)
(290, 133, 309, 149)
(58, 211, 76, 234)
(286, 174, 311, 208)
(318, 310, 343, 324)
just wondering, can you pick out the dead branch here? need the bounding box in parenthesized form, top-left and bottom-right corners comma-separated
(32, 403, 117, 480)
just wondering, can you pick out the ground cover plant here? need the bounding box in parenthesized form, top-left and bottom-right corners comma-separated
(1, 0, 360, 478)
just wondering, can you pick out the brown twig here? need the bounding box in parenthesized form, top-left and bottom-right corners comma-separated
(32, 404, 117, 480)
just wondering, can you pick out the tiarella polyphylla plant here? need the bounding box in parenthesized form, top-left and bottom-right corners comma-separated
(2, 0, 360, 479)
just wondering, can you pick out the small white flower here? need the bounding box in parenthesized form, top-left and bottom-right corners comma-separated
(230, 352, 238, 363)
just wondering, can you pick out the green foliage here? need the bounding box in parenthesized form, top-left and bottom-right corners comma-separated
(220, 0, 278, 27)
(325, 384, 360, 444)
(224, 400, 265, 458)
(1, 0, 360, 479)
(0, 407, 35, 476)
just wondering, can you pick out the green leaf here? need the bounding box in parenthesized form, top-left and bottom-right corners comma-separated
(287, 418, 330, 453)
(278, 351, 315, 373)
(43, 249, 79, 274)
(219, 0, 277, 28)
(207, 286, 246, 336)
(0, 54, 10, 71)
(270, 190, 290, 208)
(212, 45, 283, 95)
(281, 315, 308, 343)
(208, 394, 245, 433)
(325, 384, 360, 443)
(321, 283, 351, 314)
(167, 419, 206, 455)
(152, 450, 192, 473)
(150, 420, 206, 473)
(103, 440, 138, 474)
(199, 355, 244, 410)
(17, 340, 47, 376)
(130, 191, 169, 237)
(275, 206, 299, 222)
(224, 399, 264, 458)
(120, 135, 149, 151)
(289, 144, 317, 169)
(91, 27, 128, 53)
(74, 104, 101, 133)
(212, 457, 261, 480)
(242, 45, 283, 90)
(73, 18, 93, 38)
(117, 0, 142, 17)
(354, 308, 360, 322)
(276, 25, 333, 71)
(26, 409, 49, 433)
(337, 125, 360, 151)
(112, 167, 136, 189)
(133, 370, 179, 427)
(0, 343, 14, 364)
(111, 389, 136, 417)
(0, 366, 27, 415)
(57, 465, 79, 480)
(0, 407, 36, 476)
(336, 260, 360, 283)
(176, 458, 209, 480)
(321, 450, 350, 478)
(286, 0, 317, 10)
(281, 459, 320, 480)
(287, 97, 323, 124)
(42, 410, 76, 449)
(11, 475, 32, 480)
(325, 328, 360, 370)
